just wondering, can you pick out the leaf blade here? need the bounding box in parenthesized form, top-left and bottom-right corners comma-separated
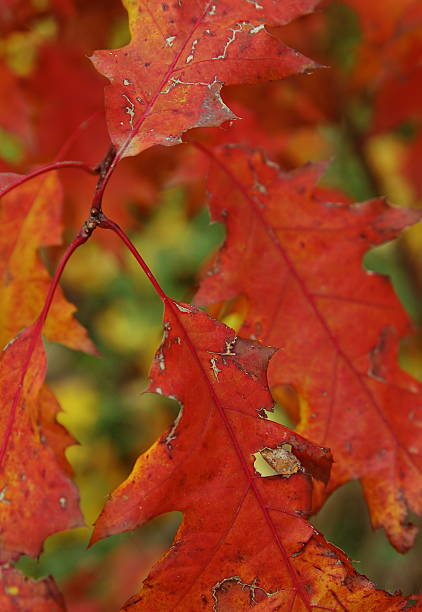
(0, 325, 83, 561)
(92, 300, 414, 609)
(91, 0, 320, 157)
(194, 144, 422, 552)
(0, 172, 94, 353)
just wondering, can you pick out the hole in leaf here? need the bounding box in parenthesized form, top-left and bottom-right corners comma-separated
(253, 444, 301, 478)
(253, 452, 277, 477)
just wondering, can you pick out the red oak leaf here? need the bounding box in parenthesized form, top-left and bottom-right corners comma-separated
(0, 325, 83, 562)
(91, 299, 414, 609)
(91, 300, 329, 608)
(0, 48, 187, 235)
(194, 144, 422, 552)
(0, 172, 94, 352)
(91, 0, 320, 158)
(0, 171, 95, 561)
(25, 45, 195, 231)
(0, 566, 65, 612)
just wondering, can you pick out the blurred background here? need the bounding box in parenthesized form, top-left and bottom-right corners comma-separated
(1, 0, 422, 609)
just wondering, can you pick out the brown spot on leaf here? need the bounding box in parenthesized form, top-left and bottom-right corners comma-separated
(212, 576, 273, 610)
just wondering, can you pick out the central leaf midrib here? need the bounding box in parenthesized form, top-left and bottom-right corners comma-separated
(168, 298, 313, 611)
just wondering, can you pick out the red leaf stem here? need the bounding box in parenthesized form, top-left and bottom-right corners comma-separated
(99, 216, 168, 303)
(0, 161, 96, 199)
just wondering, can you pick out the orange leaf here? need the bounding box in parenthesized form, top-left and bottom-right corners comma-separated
(91, 300, 414, 609)
(0, 172, 94, 352)
(0, 325, 83, 562)
(195, 145, 422, 552)
(91, 301, 329, 608)
(91, 0, 320, 158)
(0, 171, 95, 561)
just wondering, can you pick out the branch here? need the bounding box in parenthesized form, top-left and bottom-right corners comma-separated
(90, 145, 117, 212)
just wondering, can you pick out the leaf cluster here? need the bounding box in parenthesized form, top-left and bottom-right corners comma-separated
(1, 1, 422, 610)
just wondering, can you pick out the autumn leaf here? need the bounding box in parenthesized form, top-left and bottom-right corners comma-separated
(0, 566, 65, 612)
(91, 300, 326, 607)
(0, 325, 83, 561)
(0, 172, 94, 352)
(90, 299, 421, 609)
(194, 144, 422, 552)
(0, 171, 96, 560)
(91, 0, 320, 158)
(2, 0, 422, 606)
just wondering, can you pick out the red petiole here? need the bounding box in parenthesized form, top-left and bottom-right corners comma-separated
(99, 215, 168, 302)
(0, 160, 97, 199)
